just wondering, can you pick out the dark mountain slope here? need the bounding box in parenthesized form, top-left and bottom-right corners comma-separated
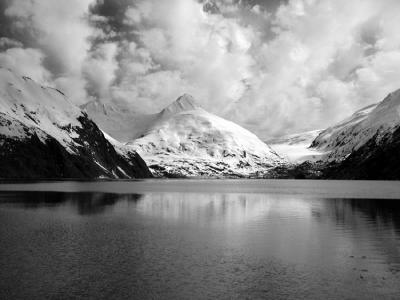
(0, 68, 152, 179)
(323, 127, 400, 180)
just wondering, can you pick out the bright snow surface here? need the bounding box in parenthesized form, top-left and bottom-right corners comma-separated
(126, 94, 287, 177)
(0, 68, 82, 152)
(311, 89, 400, 161)
(266, 130, 324, 163)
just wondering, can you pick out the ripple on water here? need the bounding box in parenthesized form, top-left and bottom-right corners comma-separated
(0, 183, 400, 299)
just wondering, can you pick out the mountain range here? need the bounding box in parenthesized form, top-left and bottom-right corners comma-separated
(1, 67, 400, 179)
(87, 94, 287, 177)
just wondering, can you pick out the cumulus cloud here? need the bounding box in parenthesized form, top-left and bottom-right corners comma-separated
(0, 47, 50, 83)
(114, 0, 257, 112)
(4, 0, 94, 75)
(2, 0, 95, 104)
(227, 0, 400, 136)
(1, 0, 400, 137)
(0, 37, 23, 49)
(83, 42, 119, 99)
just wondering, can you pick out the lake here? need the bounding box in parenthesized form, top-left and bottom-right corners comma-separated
(0, 180, 400, 299)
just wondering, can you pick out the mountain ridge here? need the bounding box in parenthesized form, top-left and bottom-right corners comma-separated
(0, 67, 152, 179)
(160, 94, 201, 117)
(310, 89, 400, 162)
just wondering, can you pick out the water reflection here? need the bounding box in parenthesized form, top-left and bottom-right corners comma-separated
(1, 191, 400, 229)
(311, 198, 400, 234)
(0, 192, 143, 215)
(1, 190, 400, 299)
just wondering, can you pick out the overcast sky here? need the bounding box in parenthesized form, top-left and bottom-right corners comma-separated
(1, 0, 400, 137)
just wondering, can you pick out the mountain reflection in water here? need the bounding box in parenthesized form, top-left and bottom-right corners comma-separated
(0, 189, 400, 299)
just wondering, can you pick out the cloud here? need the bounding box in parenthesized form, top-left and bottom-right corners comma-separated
(2, 0, 95, 103)
(115, 0, 256, 112)
(83, 42, 119, 99)
(226, 0, 400, 137)
(0, 37, 23, 49)
(4, 0, 94, 75)
(0, 47, 50, 82)
(2, 0, 400, 138)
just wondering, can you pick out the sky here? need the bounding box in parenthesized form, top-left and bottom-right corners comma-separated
(1, 0, 400, 138)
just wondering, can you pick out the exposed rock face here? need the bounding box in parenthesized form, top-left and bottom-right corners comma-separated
(0, 68, 152, 179)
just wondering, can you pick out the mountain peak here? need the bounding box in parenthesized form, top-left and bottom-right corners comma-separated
(377, 89, 400, 108)
(160, 94, 201, 116)
(176, 93, 197, 104)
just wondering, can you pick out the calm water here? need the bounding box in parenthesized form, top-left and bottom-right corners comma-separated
(0, 180, 400, 299)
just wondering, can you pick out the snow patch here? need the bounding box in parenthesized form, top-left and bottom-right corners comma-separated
(117, 166, 130, 178)
(94, 160, 108, 173)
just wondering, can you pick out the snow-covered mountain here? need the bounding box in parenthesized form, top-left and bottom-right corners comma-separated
(260, 89, 400, 180)
(266, 130, 323, 163)
(125, 94, 287, 177)
(0, 67, 151, 179)
(304, 89, 400, 179)
(310, 90, 400, 161)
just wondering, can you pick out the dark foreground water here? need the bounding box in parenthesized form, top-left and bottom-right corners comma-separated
(0, 180, 400, 299)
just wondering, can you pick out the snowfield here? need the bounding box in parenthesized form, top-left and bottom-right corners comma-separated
(266, 130, 324, 163)
(125, 94, 287, 177)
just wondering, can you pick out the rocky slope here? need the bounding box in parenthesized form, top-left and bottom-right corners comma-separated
(125, 94, 287, 177)
(0, 67, 152, 179)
